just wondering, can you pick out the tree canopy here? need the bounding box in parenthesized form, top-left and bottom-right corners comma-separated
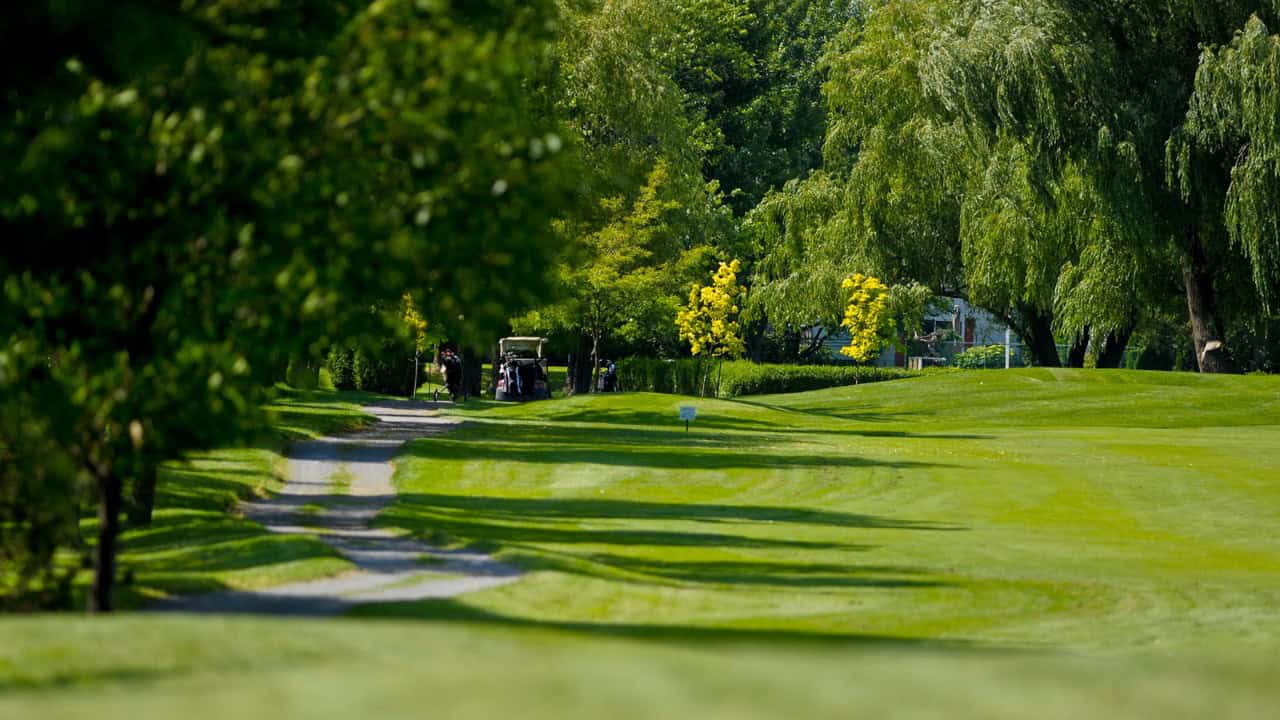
(1, 0, 575, 610)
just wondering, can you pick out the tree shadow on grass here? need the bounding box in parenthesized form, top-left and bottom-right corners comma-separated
(384, 493, 963, 532)
(0, 666, 195, 693)
(375, 492, 962, 586)
(461, 406, 991, 441)
(116, 461, 342, 602)
(730, 398, 939, 425)
(346, 599, 988, 651)
(374, 489, 962, 593)
(127, 529, 342, 575)
(379, 504, 867, 552)
(400, 427, 959, 471)
(509, 551, 949, 590)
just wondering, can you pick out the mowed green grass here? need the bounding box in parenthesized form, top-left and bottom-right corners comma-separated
(370, 369, 1280, 651)
(6, 369, 1280, 718)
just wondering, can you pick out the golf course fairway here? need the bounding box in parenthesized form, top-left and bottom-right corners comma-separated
(4, 369, 1280, 718)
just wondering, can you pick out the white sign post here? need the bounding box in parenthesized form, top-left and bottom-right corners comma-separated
(679, 406, 697, 432)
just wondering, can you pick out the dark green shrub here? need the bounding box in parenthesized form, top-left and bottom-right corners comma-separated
(1, 402, 79, 610)
(351, 341, 418, 396)
(326, 347, 356, 390)
(617, 359, 916, 398)
(285, 358, 320, 389)
(717, 362, 915, 397)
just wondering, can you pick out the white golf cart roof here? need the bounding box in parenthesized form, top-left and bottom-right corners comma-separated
(499, 336, 546, 357)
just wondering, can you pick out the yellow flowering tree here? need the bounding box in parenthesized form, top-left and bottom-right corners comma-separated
(402, 293, 432, 397)
(677, 260, 746, 395)
(402, 293, 430, 356)
(839, 274, 894, 363)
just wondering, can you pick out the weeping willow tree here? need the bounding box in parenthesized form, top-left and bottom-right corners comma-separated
(752, 0, 1280, 371)
(744, 1, 953, 338)
(748, 0, 1075, 366)
(1174, 13, 1280, 359)
(920, 0, 1280, 372)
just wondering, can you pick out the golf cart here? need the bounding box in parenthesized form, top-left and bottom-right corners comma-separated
(495, 336, 550, 401)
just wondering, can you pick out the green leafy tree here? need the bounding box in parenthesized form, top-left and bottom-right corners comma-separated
(744, 3, 979, 362)
(1174, 12, 1280, 368)
(922, 0, 1280, 371)
(517, 160, 694, 390)
(1, 0, 574, 611)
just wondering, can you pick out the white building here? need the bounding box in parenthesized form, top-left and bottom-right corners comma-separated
(821, 299, 1020, 368)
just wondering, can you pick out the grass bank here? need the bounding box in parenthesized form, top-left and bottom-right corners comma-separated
(77, 388, 376, 607)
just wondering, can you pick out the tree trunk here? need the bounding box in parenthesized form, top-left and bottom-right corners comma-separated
(461, 347, 483, 398)
(489, 344, 500, 395)
(568, 333, 592, 395)
(744, 313, 768, 363)
(1067, 326, 1091, 368)
(1095, 325, 1134, 369)
(126, 465, 158, 527)
(1182, 225, 1237, 374)
(590, 331, 601, 394)
(411, 352, 420, 399)
(90, 470, 123, 613)
(784, 324, 800, 361)
(1020, 307, 1062, 367)
(798, 328, 827, 360)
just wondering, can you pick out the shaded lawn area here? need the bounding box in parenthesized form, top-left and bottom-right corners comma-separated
(74, 387, 377, 607)
(5, 614, 1280, 720)
(373, 369, 1280, 651)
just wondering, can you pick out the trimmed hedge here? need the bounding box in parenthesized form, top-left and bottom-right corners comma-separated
(617, 358, 917, 398)
(954, 345, 1005, 369)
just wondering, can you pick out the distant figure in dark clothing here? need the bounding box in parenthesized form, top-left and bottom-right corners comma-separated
(598, 359, 618, 392)
(440, 348, 463, 401)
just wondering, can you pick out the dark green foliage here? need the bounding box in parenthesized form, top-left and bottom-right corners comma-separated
(617, 358, 914, 398)
(1, 0, 575, 610)
(285, 359, 319, 390)
(0, 392, 80, 610)
(352, 342, 418, 397)
(326, 348, 356, 391)
(684, 0, 863, 215)
(742, 0, 1280, 373)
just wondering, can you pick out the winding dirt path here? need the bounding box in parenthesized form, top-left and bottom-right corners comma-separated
(155, 401, 520, 615)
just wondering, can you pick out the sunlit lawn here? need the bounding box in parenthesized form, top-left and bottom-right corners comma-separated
(7, 369, 1280, 718)
(371, 369, 1280, 651)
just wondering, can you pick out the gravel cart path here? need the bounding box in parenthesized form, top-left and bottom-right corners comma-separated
(154, 401, 520, 615)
